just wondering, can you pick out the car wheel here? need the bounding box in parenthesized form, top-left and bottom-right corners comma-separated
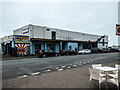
(43, 54, 46, 58)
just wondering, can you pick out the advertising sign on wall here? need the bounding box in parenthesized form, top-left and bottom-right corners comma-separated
(14, 35, 30, 43)
(8, 35, 13, 41)
(8, 35, 30, 43)
(116, 24, 120, 35)
(15, 44, 30, 55)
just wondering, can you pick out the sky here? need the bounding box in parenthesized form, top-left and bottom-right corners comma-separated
(1, 1, 118, 46)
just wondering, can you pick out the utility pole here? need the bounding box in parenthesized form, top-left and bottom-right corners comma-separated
(116, 1, 120, 46)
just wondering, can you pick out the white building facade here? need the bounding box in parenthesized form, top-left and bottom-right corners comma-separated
(1, 24, 108, 55)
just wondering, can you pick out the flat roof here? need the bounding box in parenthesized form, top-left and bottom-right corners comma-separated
(33, 24, 106, 37)
(13, 24, 107, 37)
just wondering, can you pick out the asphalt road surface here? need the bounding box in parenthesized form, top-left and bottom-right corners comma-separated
(2, 53, 120, 80)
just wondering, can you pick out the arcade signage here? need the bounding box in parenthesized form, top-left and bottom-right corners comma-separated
(8, 35, 30, 43)
(116, 24, 120, 35)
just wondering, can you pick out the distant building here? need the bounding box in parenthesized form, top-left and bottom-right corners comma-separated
(1, 24, 108, 56)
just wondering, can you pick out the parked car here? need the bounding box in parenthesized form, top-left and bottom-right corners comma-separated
(108, 47, 120, 52)
(108, 47, 117, 52)
(91, 47, 103, 53)
(60, 49, 77, 56)
(38, 49, 58, 58)
(102, 48, 110, 53)
(114, 48, 120, 52)
(78, 49, 91, 54)
(118, 48, 120, 52)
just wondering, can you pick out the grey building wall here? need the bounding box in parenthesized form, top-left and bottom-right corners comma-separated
(14, 24, 108, 42)
(13, 24, 108, 49)
(1, 36, 9, 43)
(13, 25, 29, 36)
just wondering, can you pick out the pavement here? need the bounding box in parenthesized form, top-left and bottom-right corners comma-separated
(2, 54, 38, 61)
(2, 61, 119, 89)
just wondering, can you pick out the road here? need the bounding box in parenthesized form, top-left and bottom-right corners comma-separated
(2, 53, 120, 80)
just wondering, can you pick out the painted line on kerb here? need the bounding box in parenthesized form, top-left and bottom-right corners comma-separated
(58, 69, 63, 71)
(87, 61, 89, 63)
(73, 65, 77, 67)
(18, 75, 27, 78)
(62, 66, 66, 68)
(56, 67, 59, 69)
(67, 67, 71, 69)
(46, 69, 51, 72)
(31, 72, 40, 76)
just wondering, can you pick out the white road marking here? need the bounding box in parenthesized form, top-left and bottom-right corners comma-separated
(18, 75, 27, 78)
(58, 69, 63, 71)
(31, 72, 40, 75)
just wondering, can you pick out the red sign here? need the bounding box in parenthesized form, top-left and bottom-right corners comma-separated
(116, 24, 120, 35)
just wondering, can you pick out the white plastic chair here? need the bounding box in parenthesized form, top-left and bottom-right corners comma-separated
(108, 78, 119, 89)
(92, 64, 105, 77)
(89, 68, 106, 88)
(115, 64, 120, 70)
(107, 64, 119, 89)
(92, 64, 102, 69)
(107, 64, 119, 78)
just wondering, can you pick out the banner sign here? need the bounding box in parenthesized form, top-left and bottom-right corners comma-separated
(8, 35, 13, 41)
(8, 35, 30, 43)
(116, 24, 120, 35)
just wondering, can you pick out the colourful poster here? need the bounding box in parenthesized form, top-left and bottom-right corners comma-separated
(8, 35, 30, 43)
(15, 44, 29, 55)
